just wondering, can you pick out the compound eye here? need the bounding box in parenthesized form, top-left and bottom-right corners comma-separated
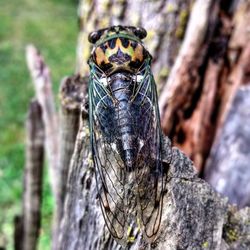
(134, 27, 147, 39)
(88, 31, 101, 44)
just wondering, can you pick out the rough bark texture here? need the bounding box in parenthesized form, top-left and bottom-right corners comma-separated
(52, 75, 88, 250)
(157, 0, 250, 174)
(159, 0, 217, 121)
(205, 86, 250, 208)
(158, 0, 224, 171)
(21, 100, 44, 250)
(58, 112, 250, 250)
(57, 74, 88, 221)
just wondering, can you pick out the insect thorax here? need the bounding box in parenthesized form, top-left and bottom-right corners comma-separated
(89, 26, 150, 75)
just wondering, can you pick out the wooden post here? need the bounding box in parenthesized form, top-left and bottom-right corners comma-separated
(26, 45, 59, 201)
(20, 100, 44, 250)
(52, 75, 88, 249)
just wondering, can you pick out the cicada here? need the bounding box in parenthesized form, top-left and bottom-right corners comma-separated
(87, 25, 166, 245)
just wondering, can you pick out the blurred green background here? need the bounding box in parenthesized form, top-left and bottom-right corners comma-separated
(0, 0, 78, 249)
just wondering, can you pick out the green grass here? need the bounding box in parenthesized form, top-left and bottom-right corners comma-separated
(0, 0, 77, 249)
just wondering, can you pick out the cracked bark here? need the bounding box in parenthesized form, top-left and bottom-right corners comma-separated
(52, 75, 88, 250)
(158, 0, 250, 174)
(58, 109, 250, 249)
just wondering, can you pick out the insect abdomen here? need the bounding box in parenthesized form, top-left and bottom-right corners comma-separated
(111, 75, 139, 171)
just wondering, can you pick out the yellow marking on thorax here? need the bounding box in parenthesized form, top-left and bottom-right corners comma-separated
(104, 38, 144, 62)
(104, 38, 124, 57)
(131, 44, 144, 62)
(94, 37, 146, 72)
(95, 47, 109, 66)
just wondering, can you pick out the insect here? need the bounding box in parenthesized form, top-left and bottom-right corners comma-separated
(87, 25, 166, 246)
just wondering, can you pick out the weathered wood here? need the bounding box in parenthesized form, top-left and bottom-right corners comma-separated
(57, 119, 114, 250)
(52, 75, 88, 249)
(181, 60, 223, 171)
(173, 5, 234, 171)
(203, 0, 250, 206)
(26, 45, 59, 201)
(216, 0, 250, 130)
(204, 86, 250, 208)
(157, 0, 249, 172)
(58, 109, 250, 249)
(58, 74, 88, 220)
(158, 0, 217, 131)
(22, 100, 44, 250)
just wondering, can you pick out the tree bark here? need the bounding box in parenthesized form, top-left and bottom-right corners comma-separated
(204, 86, 250, 208)
(57, 74, 88, 221)
(55, 0, 250, 249)
(158, 0, 227, 171)
(157, 0, 250, 175)
(22, 0, 250, 248)
(19, 100, 44, 250)
(52, 75, 88, 249)
(58, 110, 250, 249)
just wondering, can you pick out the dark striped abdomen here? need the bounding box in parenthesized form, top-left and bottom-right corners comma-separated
(111, 75, 139, 171)
(95, 73, 153, 171)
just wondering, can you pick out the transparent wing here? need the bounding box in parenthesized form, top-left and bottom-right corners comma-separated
(88, 65, 137, 245)
(88, 61, 167, 244)
(131, 65, 166, 241)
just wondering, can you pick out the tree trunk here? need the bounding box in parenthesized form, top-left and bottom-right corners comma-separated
(56, 0, 250, 249)
(204, 86, 250, 208)
(159, 0, 250, 173)
(22, 0, 250, 249)
(58, 109, 250, 249)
